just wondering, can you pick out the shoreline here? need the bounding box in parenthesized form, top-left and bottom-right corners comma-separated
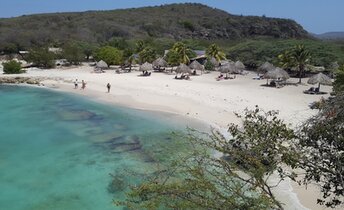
(0, 66, 334, 210)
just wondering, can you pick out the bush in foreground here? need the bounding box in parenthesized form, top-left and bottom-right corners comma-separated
(2, 60, 24, 74)
(117, 107, 298, 210)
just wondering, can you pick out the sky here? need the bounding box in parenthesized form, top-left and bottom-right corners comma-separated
(0, 0, 342, 34)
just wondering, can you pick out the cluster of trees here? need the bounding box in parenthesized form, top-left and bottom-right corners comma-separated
(2, 35, 342, 79)
(17, 39, 227, 70)
(227, 39, 344, 69)
(278, 44, 311, 83)
(116, 71, 344, 209)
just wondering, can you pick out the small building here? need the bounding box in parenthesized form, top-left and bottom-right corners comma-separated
(19, 51, 29, 55)
(55, 59, 68, 66)
(48, 47, 62, 54)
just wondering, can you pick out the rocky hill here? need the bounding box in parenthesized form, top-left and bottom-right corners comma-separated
(0, 3, 309, 49)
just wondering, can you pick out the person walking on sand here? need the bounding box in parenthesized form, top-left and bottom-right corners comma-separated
(81, 80, 86, 90)
(74, 79, 78, 89)
(106, 83, 111, 93)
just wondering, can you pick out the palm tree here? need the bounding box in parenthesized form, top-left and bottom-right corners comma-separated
(135, 40, 145, 54)
(171, 42, 191, 64)
(206, 44, 226, 62)
(279, 45, 311, 84)
(278, 50, 293, 70)
(126, 54, 136, 71)
(291, 45, 311, 84)
(138, 47, 156, 64)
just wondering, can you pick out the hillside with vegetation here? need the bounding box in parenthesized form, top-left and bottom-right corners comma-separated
(0, 3, 308, 51)
(313, 32, 344, 40)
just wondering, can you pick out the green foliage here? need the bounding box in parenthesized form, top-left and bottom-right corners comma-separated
(299, 94, 344, 207)
(279, 44, 311, 83)
(94, 46, 123, 66)
(118, 107, 298, 210)
(2, 43, 19, 54)
(26, 47, 55, 68)
(290, 45, 311, 83)
(135, 40, 146, 54)
(122, 48, 135, 63)
(180, 39, 208, 50)
(62, 42, 84, 65)
(138, 47, 156, 63)
(204, 59, 215, 71)
(179, 20, 195, 31)
(171, 42, 192, 64)
(333, 65, 344, 93)
(108, 37, 129, 50)
(166, 49, 180, 66)
(206, 44, 226, 61)
(228, 39, 344, 69)
(2, 60, 23, 74)
(76, 41, 97, 60)
(277, 50, 294, 69)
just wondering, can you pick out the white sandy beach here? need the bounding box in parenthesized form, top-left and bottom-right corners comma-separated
(1, 64, 334, 210)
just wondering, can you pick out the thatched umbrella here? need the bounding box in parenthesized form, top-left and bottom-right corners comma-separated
(258, 62, 275, 74)
(189, 60, 204, 74)
(209, 57, 220, 67)
(176, 64, 192, 74)
(189, 60, 204, 70)
(139, 62, 153, 72)
(307, 73, 332, 91)
(264, 67, 290, 80)
(235, 61, 245, 71)
(218, 63, 237, 77)
(152, 58, 167, 68)
(96, 60, 108, 69)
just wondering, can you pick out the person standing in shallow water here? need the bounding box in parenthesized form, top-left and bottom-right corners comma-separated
(107, 83, 111, 93)
(81, 80, 86, 90)
(74, 79, 78, 89)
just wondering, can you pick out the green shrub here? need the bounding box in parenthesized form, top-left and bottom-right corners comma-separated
(94, 46, 123, 66)
(179, 20, 195, 31)
(62, 42, 84, 65)
(204, 59, 215, 71)
(334, 65, 344, 93)
(26, 47, 56, 68)
(2, 60, 23, 74)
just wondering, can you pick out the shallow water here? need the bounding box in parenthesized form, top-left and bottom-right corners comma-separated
(0, 85, 186, 210)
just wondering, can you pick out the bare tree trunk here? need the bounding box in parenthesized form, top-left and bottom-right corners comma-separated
(298, 65, 304, 84)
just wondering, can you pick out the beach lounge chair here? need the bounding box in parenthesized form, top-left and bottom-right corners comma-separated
(216, 74, 224, 81)
(174, 74, 190, 80)
(139, 71, 151, 77)
(303, 87, 324, 94)
(94, 67, 105, 73)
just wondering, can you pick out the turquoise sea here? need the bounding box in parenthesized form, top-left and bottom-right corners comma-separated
(0, 85, 188, 210)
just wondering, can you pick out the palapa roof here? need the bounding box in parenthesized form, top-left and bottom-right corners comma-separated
(218, 63, 238, 74)
(209, 57, 220, 67)
(96, 60, 108, 69)
(258, 62, 275, 73)
(176, 64, 192, 74)
(264, 67, 290, 80)
(139, 62, 153, 71)
(189, 60, 204, 70)
(235, 61, 245, 70)
(307, 73, 332, 86)
(152, 58, 167, 67)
